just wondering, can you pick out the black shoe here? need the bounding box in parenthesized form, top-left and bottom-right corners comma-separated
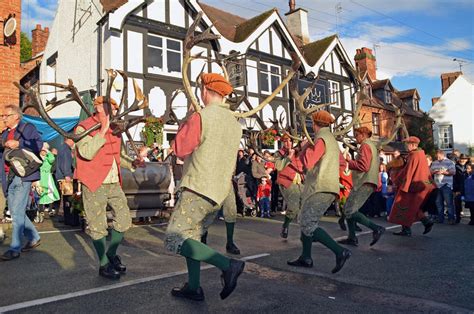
(220, 259, 245, 300)
(393, 227, 412, 237)
(287, 256, 313, 268)
(423, 221, 434, 235)
(1, 250, 20, 261)
(332, 249, 351, 274)
(171, 283, 205, 301)
(280, 226, 289, 238)
(226, 243, 241, 255)
(338, 217, 347, 231)
(99, 263, 121, 280)
(355, 225, 363, 232)
(338, 237, 358, 247)
(200, 231, 208, 244)
(370, 226, 385, 246)
(21, 239, 41, 252)
(108, 255, 127, 273)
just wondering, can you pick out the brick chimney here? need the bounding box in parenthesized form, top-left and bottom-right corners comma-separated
(441, 71, 462, 94)
(354, 47, 377, 81)
(31, 24, 49, 57)
(285, 2, 310, 45)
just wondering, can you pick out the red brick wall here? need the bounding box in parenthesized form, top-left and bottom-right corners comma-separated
(31, 24, 49, 57)
(0, 0, 21, 107)
(359, 105, 397, 139)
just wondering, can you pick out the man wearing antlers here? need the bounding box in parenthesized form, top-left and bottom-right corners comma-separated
(287, 111, 351, 274)
(165, 73, 244, 301)
(74, 96, 136, 280)
(338, 126, 386, 247)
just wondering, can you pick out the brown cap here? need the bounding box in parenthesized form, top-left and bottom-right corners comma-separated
(311, 110, 335, 124)
(94, 96, 119, 109)
(354, 126, 372, 137)
(459, 153, 469, 160)
(200, 73, 233, 97)
(403, 136, 420, 144)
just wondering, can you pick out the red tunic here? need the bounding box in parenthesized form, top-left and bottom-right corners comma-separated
(388, 149, 435, 227)
(257, 182, 272, 199)
(276, 148, 304, 188)
(75, 116, 122, 192)
(172, 113, 201, 159)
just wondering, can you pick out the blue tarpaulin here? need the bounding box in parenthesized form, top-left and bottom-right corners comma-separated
(22, 115, 80, 142)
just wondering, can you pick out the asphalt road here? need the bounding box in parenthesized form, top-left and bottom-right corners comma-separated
(0, 214, 473, 313)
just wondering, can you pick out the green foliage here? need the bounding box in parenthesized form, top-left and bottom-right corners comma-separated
(20, 32, 32, 62)
(407, 113, 436, 157)
(142, 117, 164, 147)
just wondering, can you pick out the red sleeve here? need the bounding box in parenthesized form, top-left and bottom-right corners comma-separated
(348, 143, 372, 173)
(172, 113, 201, 159)
(299, 138, 325, 171)
(339, 152, 347, 172)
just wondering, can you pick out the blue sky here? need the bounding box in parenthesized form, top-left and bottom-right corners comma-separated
(22, 0, 474, 111)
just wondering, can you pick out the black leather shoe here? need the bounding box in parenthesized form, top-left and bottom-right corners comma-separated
(355, 224, 363, 232)
(338, 237, 358, 246)
(200, 231, 208, 244)
(338, 217, 347, 231)
(220, 259, 245, 300)
(1, 250, 20, 261)
(226, 243, 241, 255)
(171, 283, 205, 301)
(21, 239, 41, 252)
(287, 256, 313, 268)
(393, 228, 412, 237)
(99, 263, 121, 280)
(108, 255, 126, 273)
(332, 249, 351, 274)
(280, 226, 289, 238)
(370, 226, 385, 246)
(423, 221, 434, 235)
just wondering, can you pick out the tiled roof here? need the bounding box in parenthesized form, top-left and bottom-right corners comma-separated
(301, 35, 337, 67)
(20, 54, 43, 80)
(100, 0, 128, 13)
(396, 88, 416, 99)
(371, 79, 389, 90)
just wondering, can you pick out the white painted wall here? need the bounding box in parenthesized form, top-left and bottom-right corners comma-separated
(169, 0, 186, 27)
(147, 0, 166, 22)
(247, 59, 258, 94)
(429, 76, 474, 154)
(258, 30, 271, 54)
(127, 31, 143, 73)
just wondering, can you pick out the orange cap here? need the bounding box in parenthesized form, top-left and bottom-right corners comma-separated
(311, 110, 335, 124)
(403, 136, 420, 144)
(200, 73, 233, 97)
(94, 96, 119, 109)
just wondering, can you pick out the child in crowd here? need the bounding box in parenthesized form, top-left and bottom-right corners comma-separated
(257, 176, 272, 218)
(464, 163, 474, 226)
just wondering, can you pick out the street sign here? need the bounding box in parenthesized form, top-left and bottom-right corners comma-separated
(298, 78, 329, 109)
(126, 140, 145, 159)
(226, 58, 247, 87)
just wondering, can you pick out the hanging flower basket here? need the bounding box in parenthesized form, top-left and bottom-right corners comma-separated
(142, 117, 164, 147)
(260, 129, 280, 146)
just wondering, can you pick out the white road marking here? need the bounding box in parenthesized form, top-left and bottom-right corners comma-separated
(0, 253, 270, 313)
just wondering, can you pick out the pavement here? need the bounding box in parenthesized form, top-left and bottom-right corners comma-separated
(0, 213, 473, 313)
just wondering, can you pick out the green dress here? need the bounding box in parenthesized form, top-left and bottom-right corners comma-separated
(39, 152, 60, 205)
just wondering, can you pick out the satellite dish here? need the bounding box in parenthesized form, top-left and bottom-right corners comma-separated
(4, 17, 17, 37)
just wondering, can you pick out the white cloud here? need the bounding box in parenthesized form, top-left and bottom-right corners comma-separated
(22, 0, 58, 34)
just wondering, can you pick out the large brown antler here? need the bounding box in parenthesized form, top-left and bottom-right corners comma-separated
(378, 102, 409, 148)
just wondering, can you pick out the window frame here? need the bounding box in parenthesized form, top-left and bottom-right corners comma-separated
(372, 112, 381, 136)
(147, 33, 182, 77)
(438, 125, 453, 149)
(328, 80, 341, 107)
(385, 90, 392, 104)
(259, 61, 282, 97)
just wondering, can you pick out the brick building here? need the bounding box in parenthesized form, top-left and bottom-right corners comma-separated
(0, 0, 21, 107)
(354, 47, 433, 156)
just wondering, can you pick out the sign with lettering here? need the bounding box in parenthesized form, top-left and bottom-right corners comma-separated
(126, 141, 145, 159)
(298, 79, 329, 109)
(226, 58, 247, 87)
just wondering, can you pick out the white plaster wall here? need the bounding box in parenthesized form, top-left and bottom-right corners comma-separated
(276, 105, 287, 127)
(324, 56, 332, 73)
(190, 46, 207, 80)
(40, 0, 104, 118)
(271, 27, 282, 57)
(429, 76, 474, 153)
(127, 31, 143, 73)
(148, 85, 166, 117)
(170, 0, 186, 27)
(172, 92, 188, 120)
(247, 59, 258, 94)
(343, 84, 351, 111)
(258, 30, 270, 54)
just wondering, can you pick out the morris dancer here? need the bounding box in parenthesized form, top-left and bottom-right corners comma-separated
(338, 127, 385, 247)
(388, 136, 435, 236)
(287, 111, 351, 273)
(165, 73, 244, 301)
(274, 133, 304, 239)
(75, 96, 136, 279)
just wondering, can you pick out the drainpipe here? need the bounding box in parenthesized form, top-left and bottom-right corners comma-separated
(96, 15, 108, 96)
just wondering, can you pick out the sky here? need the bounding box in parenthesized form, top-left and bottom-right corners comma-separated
(21, 0, 474, 112)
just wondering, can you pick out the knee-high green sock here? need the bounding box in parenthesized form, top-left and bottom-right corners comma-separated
(226, 222, 235, 245)
(347, 217, 357, 239)
(313, 227, 343, 256)
(186, 257, 201, 291)
(352, 212, 379, 231)
(92, 237, 109, 266)
(107, 229, 124, 258)
(283, 216, 292, 228)
(301, 233, 312, 259)
(180, 239, 230, 271)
